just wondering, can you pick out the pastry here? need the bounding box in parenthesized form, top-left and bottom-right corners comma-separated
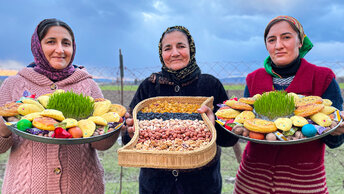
(290, 116, 308, 127)
(32, 116, 59, 131)
(295, 96, 323, 107)
(0, 102, 22, 116)
(93, 99, 111, 116)
(310, 112, 332, 127)
(40, 109, 65, 121)
(215, 108, 241, 119)
(234, 111, 255, 123)
(88, 116, 108, 126)
(294, 103, 324, 117)
(320, 106, 336, 115)
(244, 119, 277, 133)
(238, 97, 256, 105)
(109, 104, 127, 117)
(17, 103, 44, 116)
(274, 118, 292, 131)
(226, 101, 253, 111)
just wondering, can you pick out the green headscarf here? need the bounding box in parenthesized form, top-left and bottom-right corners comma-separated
(263, 16, 314, 77)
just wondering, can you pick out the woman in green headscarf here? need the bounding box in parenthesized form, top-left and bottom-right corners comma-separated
(233, 15, 344, 194)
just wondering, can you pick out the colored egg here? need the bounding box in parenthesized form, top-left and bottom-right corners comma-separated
(301, 124, 317, 137)
(17, 119, 33, 131)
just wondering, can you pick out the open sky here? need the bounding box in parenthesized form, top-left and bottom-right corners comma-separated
(0, 0, 343, 78)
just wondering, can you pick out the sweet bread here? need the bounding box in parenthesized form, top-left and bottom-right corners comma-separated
(310, 112, 332, 127)
(215, 108, 240, 119)
(22, 112, 42, 121)
(62, 118, 78, 128)
(244, 119, 277, 133)
(100, 112, 121, 123)
(78, 119, 96, 137)
(234, 111, 255, 123)
(88, 116, 108, 126)
(93, 99, 111, 116)
(40, 109, 65, 121)
(322, 99, 332, 106)
(238, 97, 256, 105)
(109, 104, 127, 117)
(274, 118, 292, 131)
(294, 103, 324, 117)
(295, 96, 323, 107)
(320, 106, 336, 115)
(290, 116, 308, 127)
(226, 101, 253, 111)
(32, 116, 59, 131)
(0, 102, 22, 117)
(17, 103, 44, 116)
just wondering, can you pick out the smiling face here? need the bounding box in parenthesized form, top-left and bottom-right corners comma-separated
(41, 26, 73, 70)
(265, 21, 302, 67)
(161, 31, 190, 71)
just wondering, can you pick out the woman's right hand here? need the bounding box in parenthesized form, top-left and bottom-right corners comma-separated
(124, 112, 135, 138)
(0, 117, 12, 138)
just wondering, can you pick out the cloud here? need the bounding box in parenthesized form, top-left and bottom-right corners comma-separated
(308, 41, 344, 61)
(0, 60, 25, 70)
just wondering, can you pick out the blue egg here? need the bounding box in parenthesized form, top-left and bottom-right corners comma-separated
(301, 124, 317, 137)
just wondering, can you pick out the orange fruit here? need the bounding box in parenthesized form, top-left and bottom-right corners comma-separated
(68, 127, 83, 138)
(249, 131, 265, 140)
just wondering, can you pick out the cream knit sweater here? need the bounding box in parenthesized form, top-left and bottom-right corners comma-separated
(0, 68, 118, 194)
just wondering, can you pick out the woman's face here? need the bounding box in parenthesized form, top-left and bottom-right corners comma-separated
(265, 21, 302, 67)
(161, 31, 190, 71)
(41, 26, 73, 70)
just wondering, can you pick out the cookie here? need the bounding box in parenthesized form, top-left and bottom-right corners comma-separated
(0, 102, 22, 117)
(274, 118, 292, 131)
(88, 116, 108, 126)
(93, 99, 111, 116)
(295, 96, 323, 107)
(32, 116, 59, 131)
(22, 112, 42, 121)
(109, 104, 127, 117)
(238, 97, 256, 105)
(322, 99, 333, 106)
(62, 118, 78, 128)
(215, 108, 241, 119)
(234, 111, 255, 124)
(310, 112, 332, 127)
(37, 95, 50, 108)
(226, 101, 253, 111)
(17, 103, 45, 116)
(294, 103, 324, 117)
(40, 109, 65, 121)
(244, 119, 277, 133)
(100, 112, 121, 123)
(290, 116, 308, 127)
(320, 106, 336, 115)
(78, 119, 96, 137)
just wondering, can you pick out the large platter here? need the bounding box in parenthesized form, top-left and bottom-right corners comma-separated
(5, 121, 123, 145)
(217, 117, 342, 145)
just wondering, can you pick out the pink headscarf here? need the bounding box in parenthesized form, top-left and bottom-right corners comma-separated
(31, 19, 76, 81)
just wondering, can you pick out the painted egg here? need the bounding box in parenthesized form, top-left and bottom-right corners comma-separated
(17, 119, 33, 131)
(301, 124, 317, 137)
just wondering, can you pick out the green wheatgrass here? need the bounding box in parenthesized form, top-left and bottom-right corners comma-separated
(46, 90, 94, 120)
(254, 91, 295, 120)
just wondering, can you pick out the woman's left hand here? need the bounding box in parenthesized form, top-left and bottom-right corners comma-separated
(197, 105, 215, 125)
(330, 111, 344, 136)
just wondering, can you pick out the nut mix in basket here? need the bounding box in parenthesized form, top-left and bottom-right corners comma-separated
(215, 91, 341, 141)
(135, 100, 212, 151)
(0, 90, 126, 139)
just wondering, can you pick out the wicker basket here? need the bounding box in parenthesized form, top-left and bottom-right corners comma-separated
(118, 96, 217, 169)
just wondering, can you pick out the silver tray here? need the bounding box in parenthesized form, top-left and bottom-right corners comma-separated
(5, 121, 123, 145)
(217, 116, 342, 145)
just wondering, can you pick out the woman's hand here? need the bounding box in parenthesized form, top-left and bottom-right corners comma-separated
(197, 105, 215, 125)
(123, 112, 135, 138)
(0, 117, 12, 138)
(330, 111, 344, 136)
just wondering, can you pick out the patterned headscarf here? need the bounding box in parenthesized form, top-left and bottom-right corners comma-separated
(158, 26, 201, 83)
(31, 19, 76, 81)
(263, 16, 313, 77)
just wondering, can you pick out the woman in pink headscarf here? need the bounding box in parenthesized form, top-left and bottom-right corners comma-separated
(233, 15, 344, 194)
(0, 18, 119, 193)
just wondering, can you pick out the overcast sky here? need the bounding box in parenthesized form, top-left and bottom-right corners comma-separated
(0, 0, 343, 78)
